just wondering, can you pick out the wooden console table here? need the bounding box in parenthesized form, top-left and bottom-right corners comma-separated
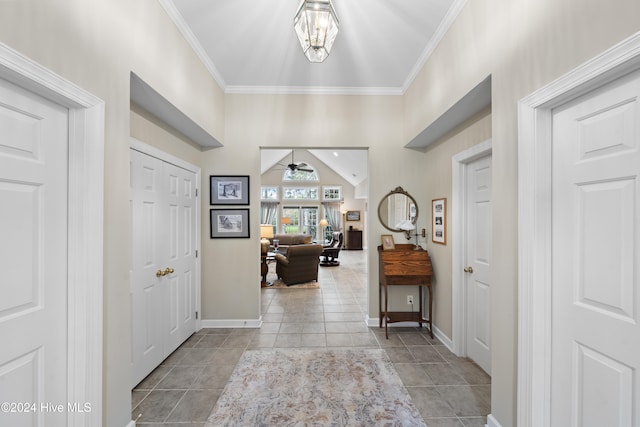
(378, 244, 433, 339)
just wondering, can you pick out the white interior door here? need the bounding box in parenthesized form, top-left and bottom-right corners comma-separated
(164, 161, 197, 353)
(0, 77, 69, 426)
(131, 149, 165, 385)
(131, 148, 198, 386)
(551, 68, 640, 426)
(464, 154, 492, 375)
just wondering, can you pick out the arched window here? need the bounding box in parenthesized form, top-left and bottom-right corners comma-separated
(282, 166, 319, 182)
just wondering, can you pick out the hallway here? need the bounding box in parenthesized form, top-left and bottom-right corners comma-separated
(132, 249, 490, 425)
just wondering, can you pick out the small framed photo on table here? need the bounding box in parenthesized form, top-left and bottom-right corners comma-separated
(381, 234, 395, 250)
(210, 209, 250, 238)
(210, 175, 249, 205)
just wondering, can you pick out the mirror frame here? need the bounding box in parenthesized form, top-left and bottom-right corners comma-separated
(377, 186, 419, 233)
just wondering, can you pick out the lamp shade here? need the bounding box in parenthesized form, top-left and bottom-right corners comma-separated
(260, 224, 274, 239)
(395, 220, 415, 231)
(293, 0, 339, 63)
(319, 218, 329, 227)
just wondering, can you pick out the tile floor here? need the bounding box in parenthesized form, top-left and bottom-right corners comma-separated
(132, 249, 491, 426)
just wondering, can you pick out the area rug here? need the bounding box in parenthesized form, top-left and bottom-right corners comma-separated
(269, 278, 319, 289)
(204, 348, 426, 427)
(265, 264, 320, 288)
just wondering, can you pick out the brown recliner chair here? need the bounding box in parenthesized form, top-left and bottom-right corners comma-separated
(275, 244, 323, 286)
(320, 231, 343, 266)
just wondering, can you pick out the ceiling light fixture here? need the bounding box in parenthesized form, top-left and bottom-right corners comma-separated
(293, 0, 339, 63)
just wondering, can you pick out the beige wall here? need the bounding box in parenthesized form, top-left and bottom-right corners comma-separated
(419, 108, 492, 337)
(2, 0, 639, 425)
(404, 0, 640, 424)
(0, 1, 224, 425)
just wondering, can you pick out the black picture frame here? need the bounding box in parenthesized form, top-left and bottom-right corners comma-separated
(210, 175, 249, 205)
(210, 209, 250, 238)
(346, 210, 360, 221)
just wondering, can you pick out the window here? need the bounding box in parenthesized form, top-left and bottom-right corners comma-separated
(261, 186, 278, 200)
(323, 186, 342, 200)
(283, 206, 319, 237)
(282, 186, 319, 200)
(283, 167, 319, 181)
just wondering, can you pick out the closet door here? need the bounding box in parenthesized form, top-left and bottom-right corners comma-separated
(130, 148, 198, 386)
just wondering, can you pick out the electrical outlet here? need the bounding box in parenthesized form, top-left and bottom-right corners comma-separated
(407, 295, 414, 305)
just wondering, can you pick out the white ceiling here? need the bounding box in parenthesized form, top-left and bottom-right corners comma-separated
(162, 0, 462, 95)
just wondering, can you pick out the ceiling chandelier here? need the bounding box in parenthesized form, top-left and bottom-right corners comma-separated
(293, 0, 339, 63)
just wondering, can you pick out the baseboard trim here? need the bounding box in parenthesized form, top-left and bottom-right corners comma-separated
(200, 318, 263, 329)
(486, 414, 502, 427)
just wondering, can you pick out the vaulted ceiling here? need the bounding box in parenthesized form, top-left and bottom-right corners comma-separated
(161, 0, 461, 95)
(159, 0, 463, 186)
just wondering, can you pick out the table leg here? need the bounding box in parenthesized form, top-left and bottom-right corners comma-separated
(379, 281, 382, 329)
(428, 285, 434, 338)
(384, 284, 389, 339)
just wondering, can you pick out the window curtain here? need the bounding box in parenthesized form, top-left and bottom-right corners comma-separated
(260, 202, 279, 224)
(322, 202, 342, 231)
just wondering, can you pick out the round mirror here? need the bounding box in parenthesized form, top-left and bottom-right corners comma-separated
(378, 186, 418, 233)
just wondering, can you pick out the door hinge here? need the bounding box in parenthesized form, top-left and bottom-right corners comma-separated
(195, 250, 198, 258)
(195, 311, 198, 319)
(195, 188, 198, 197)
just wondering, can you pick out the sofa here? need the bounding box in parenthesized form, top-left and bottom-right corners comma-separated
(269, 233, 313, 252)
(275, 244, 323, 285)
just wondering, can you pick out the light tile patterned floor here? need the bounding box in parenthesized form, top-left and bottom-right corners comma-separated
(132, 249, 491, 426)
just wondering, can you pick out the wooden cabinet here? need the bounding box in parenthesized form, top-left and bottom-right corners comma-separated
(346, 229, 362, 250)
(378, 244, 433, 338)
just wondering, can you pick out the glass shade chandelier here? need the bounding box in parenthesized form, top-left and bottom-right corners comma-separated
(293, 0, 339, 63)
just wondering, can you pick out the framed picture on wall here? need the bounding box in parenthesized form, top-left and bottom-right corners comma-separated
(210, 209, 250, 238)
(210, 175, 249, 205)
(432, 198, 446, 245)
(346, 210, 360, 221)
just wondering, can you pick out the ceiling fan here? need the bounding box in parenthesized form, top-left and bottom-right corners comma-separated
(277, 151, 313, 173)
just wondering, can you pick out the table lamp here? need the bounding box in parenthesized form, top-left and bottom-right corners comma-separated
(396, 220, 420, 250)
(260, 224, 274, 254)
(281, 217, 291, 233)
(319, 218, 329, 243)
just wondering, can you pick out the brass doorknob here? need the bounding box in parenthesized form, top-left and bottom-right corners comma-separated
(463, 266, 474, 273)
(156, 267, 174, 277)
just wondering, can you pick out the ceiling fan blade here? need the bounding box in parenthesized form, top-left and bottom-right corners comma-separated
(297, 167, 313, 172)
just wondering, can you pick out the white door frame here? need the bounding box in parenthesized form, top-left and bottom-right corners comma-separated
(129, 138, 202, 332)
(517, 31, 640, 427)
(0, 43, 104, 426)
(451, 139, 492, 357)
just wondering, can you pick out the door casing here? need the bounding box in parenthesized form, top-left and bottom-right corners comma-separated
(0, 43, 104, 426)
(517, 31, 640, 427)
(451, 139, 492, 358)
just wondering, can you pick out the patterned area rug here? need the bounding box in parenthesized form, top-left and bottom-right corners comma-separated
(265, 263, 320, 288)
(269, 278, 319, 288)
(205, 349, 426, 427)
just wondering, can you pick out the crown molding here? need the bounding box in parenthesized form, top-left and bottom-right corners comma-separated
(402, 0, 468, 94)
(224, 85, 403, 96)
(157, 0, 227, 89)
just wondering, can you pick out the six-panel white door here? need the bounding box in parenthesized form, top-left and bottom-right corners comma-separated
(465, 154, 493, 375)
(0, 77, 69, 426)
(551, 68, 640, 426)
(131, 148, 197, 387)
